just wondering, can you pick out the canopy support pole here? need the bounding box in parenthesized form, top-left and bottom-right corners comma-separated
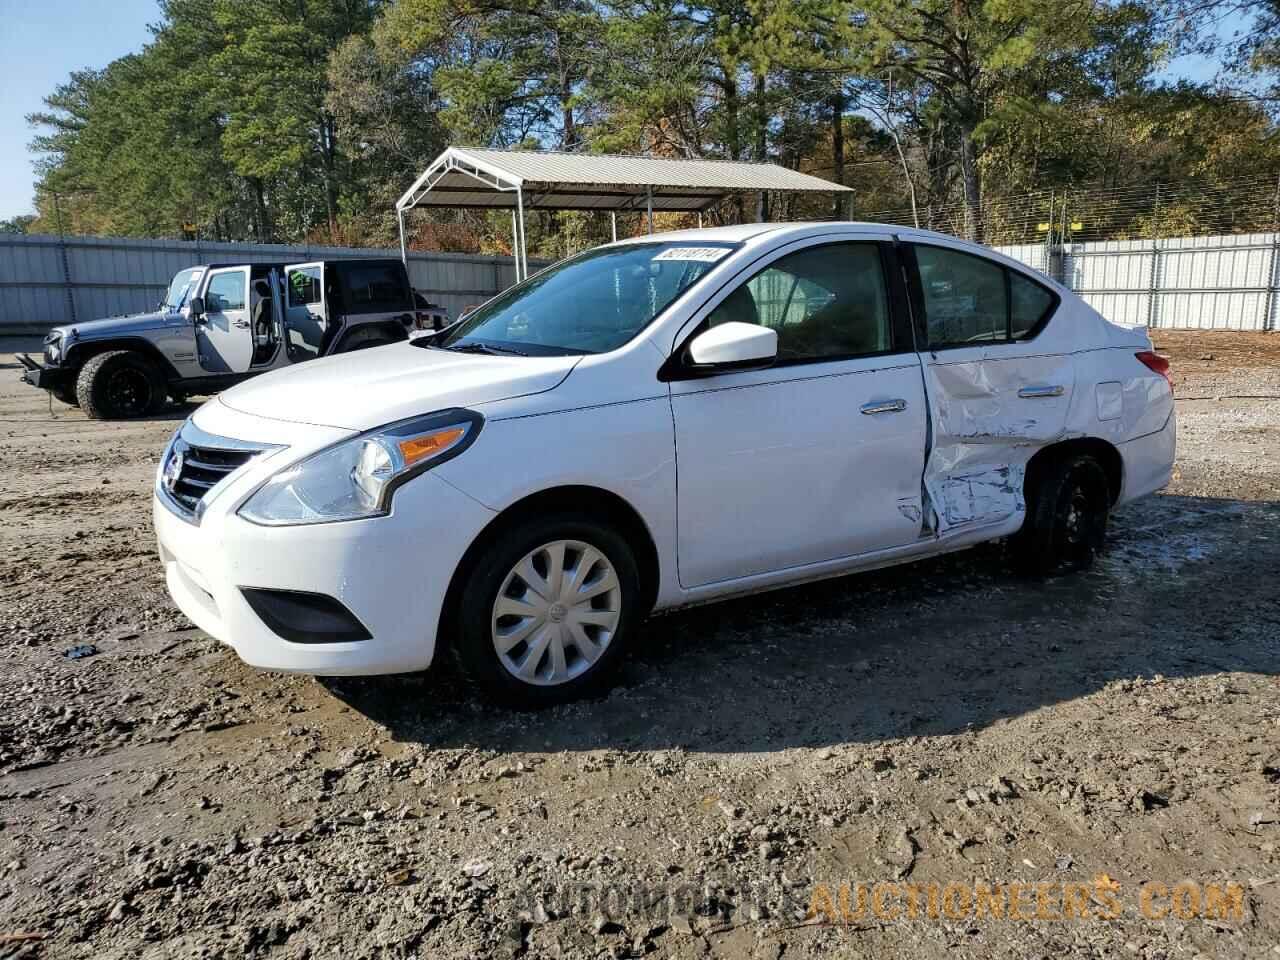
(646, 188, 653, 234)
(510, 211, 521, 282)
(397, 208, 407, 264)
(697, 212, 703, 229)
(516, 185, 528, 280)
(611, 212, 617, 243)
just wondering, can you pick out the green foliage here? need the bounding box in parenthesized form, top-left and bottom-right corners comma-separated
(0, 215, 36, 234)
(23, 0, 1280, 249)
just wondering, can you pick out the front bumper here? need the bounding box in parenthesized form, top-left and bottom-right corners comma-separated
(153, 404, 498, 675)
(17, 354, 73, 393)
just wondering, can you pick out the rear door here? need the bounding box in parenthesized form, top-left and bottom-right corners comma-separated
(283, 262, 327, 361)
(904, 241, 1071, 534)
(196, 266, 253, 373)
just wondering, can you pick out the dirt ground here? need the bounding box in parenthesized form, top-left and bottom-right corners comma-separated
(1, 332, 1278, 960)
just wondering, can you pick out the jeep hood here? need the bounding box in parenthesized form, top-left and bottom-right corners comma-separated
(217, 341, 580, 431)
(58, 310, 173, 339)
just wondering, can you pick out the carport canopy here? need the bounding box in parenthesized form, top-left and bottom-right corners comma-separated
(395, 146, 852, 280)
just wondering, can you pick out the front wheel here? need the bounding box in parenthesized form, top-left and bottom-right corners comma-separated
(1013, 454, 1110, 575)
(451, 514, 641, 707)
(75, 350, 165, 420)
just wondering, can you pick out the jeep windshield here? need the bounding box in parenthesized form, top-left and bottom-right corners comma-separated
(163, 268, 204, 310)
(431, 241, 738, 357)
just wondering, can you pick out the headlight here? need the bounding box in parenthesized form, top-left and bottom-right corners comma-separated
(238, 409, 482, 526)
(44, 334, 62, 364)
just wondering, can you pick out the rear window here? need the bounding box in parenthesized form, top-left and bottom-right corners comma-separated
(339, 263, 410, 314)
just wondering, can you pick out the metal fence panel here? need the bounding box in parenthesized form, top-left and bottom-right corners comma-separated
(6, 230, 1279, 335)
(994, 231, 1279, 332)
(0, 234, 541, 335)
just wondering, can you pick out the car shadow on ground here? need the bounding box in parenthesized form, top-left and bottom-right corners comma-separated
(320, 493, 1280, 755)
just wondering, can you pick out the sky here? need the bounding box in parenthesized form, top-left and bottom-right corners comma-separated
(0, 1, 1247, 222)
(0, 0, 161, 220)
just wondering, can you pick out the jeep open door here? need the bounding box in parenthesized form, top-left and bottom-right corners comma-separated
(283, 262, 328, 361)
(196, 266, 253, 373)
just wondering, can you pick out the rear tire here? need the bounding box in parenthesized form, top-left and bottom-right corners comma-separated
(450, 513, 641, 707)
(348, 337, 396, 351)
(1013, 454, 1110, 575)
(75, 351, 165, 420)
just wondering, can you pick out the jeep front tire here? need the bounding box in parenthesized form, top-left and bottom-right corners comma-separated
(76, 350, 165, 420)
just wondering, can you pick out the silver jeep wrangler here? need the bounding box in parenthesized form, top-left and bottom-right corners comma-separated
(19, 257, 448, 419)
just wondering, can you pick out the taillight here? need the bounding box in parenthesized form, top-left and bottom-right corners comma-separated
(1136, 350, 1172, 387)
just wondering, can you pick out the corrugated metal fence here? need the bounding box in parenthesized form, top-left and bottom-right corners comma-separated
(994, 232, 1280, 331)
(3, 229, 1277, 335)
(0, 234, 545, 335)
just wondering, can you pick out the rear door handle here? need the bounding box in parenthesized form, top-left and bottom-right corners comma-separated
(232, 318, 251, 329)
(1018, 385, 1064, 398)
(861, 398, 908, 415)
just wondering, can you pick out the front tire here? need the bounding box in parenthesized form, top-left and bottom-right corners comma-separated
(76, 350, 165, 420)
(1014, 454, 1110, 575)
(451, 514, 641, 707)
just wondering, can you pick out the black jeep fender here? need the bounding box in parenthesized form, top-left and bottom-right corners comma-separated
(63, 337, 182, 384)
(327, 321, 409, 354)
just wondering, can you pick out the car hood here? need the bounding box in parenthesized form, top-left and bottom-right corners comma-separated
(58, 310, 175, 339)
(217, 341, 580, 431)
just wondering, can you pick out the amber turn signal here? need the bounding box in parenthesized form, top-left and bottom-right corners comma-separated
(398, 426, 467, 466)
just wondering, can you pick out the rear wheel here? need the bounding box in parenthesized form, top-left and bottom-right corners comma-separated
(1013, 454, 1110, 575)
(348, 336, 396, 351)
(451, 514, 641, 707)
(75, 350, 165, 420)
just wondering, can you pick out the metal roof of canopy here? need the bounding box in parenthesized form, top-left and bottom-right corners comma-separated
(396, 146, 850, 213)
(395, 146, 851, 282)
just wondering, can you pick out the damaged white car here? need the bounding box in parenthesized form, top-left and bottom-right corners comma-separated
(154, 223, 1175, 705)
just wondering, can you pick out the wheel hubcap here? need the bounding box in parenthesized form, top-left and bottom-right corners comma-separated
(1064, 489, 1089, 544)
(107, 369, 150, 414)
(492, 539, 621, 687)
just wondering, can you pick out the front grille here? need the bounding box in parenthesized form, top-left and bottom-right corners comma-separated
(170, 444, 258, 513)
(161, 423, 271, 521)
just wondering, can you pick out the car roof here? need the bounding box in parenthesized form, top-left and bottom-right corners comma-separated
(611, 221, 1064, 289)
(608, 221, 998, 250)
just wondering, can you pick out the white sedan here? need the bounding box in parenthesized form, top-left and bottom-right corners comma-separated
(154, 223, 1175, 705)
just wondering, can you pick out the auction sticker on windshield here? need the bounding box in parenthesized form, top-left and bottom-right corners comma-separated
(652, 247, 732, 263)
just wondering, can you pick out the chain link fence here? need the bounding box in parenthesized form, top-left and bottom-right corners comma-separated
(863, 174, 1280, 246)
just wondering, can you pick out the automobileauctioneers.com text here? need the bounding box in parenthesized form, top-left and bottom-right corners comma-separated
(514, 876, 1246, 925)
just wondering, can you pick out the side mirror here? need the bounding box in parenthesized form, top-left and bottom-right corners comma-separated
(686, 321, 777, 370)
(189, 296, 206, 322)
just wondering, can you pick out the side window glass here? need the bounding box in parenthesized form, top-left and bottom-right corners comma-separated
(1010, 271, 1055, 339)
(704, 243, 891, 362)
(916, 246, 1007, 346)
(288, 267, 322, 307)
(206, 272, 246, 312)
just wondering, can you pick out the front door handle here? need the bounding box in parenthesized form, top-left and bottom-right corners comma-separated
(861, 398, 908, 415)
(1018, 385, 1064, 398)
(232, 318, 251, 329)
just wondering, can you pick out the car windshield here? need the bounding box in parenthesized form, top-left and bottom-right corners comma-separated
(433, 241, 739, 356)
(163, 268, 203, 310)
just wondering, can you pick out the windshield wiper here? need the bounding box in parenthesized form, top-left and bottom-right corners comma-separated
(446, 341, 529, 357)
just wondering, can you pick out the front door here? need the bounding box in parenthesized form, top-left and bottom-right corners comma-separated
(669, 237, 928, 588)
(905, 241, 1074, 534)
(283, 262, 327, 361)
(196, 266, 253, 373)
